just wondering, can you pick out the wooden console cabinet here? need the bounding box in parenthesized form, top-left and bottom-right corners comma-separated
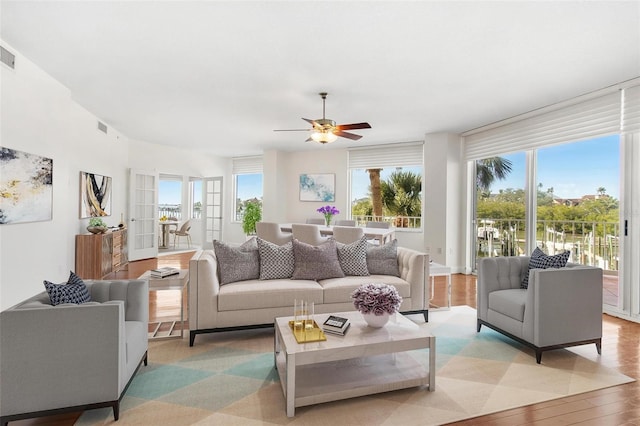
(75, 229, 128, 279)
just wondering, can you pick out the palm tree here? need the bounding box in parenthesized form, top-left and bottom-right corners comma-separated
(476, 157, 513, 193)
(381, 171, 422, 227)
(367, 169, 383, 220)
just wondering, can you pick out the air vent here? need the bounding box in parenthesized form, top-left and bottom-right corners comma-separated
(97, 121, 108, 134)
(0, 46, 15, 69)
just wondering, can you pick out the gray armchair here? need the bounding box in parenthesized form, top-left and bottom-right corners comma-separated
(1, 279, 148, 425)
(477, 256, 603, 363)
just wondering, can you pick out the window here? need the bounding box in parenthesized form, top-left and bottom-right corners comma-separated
(348, 143, 423, 228)
(232, 156, 263, 222)
(158, 175, 182, 220)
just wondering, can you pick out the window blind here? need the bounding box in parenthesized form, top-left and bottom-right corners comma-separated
(463, 92, 622, 161)
(622, 84, 640, 134)
(232, 156, 263, 174)
(348, 142, 424, 169)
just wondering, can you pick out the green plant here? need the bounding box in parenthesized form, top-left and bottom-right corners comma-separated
(242, 202, 262, 235)
(89, 217, 107, 227)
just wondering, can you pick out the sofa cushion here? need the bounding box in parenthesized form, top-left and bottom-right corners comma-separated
(213, 238, 260, 285)
(319, 275, 411, 304)
(292, 239, 345, 280)
(336, 236, 369, 276)
(366, 239, 400, 277)
(257, 238, 295, 280)
(43, 271, 91, 306)
(488, 288, 527, 322)
(218, 278, 323, 311)
(521, 247, 570, 289)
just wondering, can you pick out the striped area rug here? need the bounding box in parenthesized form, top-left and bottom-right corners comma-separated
(77, 306, 634, 425)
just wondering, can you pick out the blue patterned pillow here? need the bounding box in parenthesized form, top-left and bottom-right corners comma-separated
(44, 271, 91, 305)
(521, 248, 570, 289)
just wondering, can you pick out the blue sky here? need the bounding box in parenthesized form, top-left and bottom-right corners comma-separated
(159, 135, 620, 204)
(489, 135, 620, 199)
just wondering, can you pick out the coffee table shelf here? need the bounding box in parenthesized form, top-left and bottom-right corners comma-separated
(274, 311, 435, 417)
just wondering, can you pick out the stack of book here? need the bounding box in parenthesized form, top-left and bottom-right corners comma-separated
(322, 315, 351, 336)
(150, 267, 180, 278)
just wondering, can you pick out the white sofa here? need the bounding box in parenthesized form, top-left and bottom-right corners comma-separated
(0, 279, 148, 425)
(188, 246, 429, 346)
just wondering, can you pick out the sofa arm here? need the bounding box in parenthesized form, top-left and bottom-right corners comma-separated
(189, 250, 221, 331)
(0, 302, 123, 417)
(523, 265, 603, 346)
(397, 246, 428, 310)
(85, 279, 149, 323)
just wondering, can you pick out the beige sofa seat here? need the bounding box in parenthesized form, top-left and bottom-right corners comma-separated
(189, 246, 429, 346)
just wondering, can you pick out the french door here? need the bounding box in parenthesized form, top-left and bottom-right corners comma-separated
(128, 169, 158, 261)
(201, 177, 223, 246)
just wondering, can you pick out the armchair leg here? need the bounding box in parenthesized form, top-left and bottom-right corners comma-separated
(112, 402, 120, 421)
(477, 319, 482, 332)
(535, 350, 543, 364)
(144, 351, 148, 366)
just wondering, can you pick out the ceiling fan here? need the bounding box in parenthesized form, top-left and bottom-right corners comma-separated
(274, 92, 371, 144)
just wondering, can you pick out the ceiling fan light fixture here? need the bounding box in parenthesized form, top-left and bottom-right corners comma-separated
(311, 131, 338, 144)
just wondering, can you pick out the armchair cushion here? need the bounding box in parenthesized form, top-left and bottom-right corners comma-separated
(43, 271, 91, 305)
(521, 248, 570, 289)
(488, 288, 526, 322)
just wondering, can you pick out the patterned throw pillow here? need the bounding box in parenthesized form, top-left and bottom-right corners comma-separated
(292, 239, 345, 280)
(257, 238, 295, 280)
(521, 247, 570, 289)
(336, 236, 369, 276)
(213, 238, 260, 285)
(366, 239, 400, 277)
(44, 271, 91, 306)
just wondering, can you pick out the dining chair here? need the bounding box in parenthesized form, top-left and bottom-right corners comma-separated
(305, 218, 325, 225)
(334, 219, 356, 226)
(256, 222, 293, 246)
(366, 221, 391, 229)
(332, 226, 364, 244)
(170, 219, 192, 248)
(292, 224, 328, 246)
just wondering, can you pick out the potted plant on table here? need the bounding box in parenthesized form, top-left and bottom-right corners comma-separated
(351, 283, 403, 328)
(87, 217, 108, 234)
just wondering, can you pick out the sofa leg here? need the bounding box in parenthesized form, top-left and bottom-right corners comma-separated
(113, 402, 119, 421)
(144, 351, 148, 366)
(423, 310, 428, 322)
(190, 331, 197, 347)
(596, 339, 602, 355)
(477, 319, 482, 332)
(536, 350, 542, 364)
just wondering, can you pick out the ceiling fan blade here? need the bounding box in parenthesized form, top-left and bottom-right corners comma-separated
(273, 129, 311, 132)
(335, 131, 363, 140)
(336, 122, 371, 131)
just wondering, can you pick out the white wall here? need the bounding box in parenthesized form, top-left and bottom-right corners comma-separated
(0, 42, 226, 310)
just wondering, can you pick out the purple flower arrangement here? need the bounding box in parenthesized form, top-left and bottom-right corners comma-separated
(351, 283, 403, 316)
(317, 205, 339, 225)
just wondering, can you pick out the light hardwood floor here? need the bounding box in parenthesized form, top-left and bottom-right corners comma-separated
(13, 252, 640, 425)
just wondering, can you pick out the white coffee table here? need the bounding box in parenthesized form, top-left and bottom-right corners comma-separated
(274, 311, 435, 417)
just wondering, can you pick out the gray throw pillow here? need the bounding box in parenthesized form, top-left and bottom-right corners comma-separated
(292, 239, 345, 280)
(257, 238, 295, 280)
(336, 236, 369, 276)
(366, 239, 400, 277)
(213, 238, 260, 285)
(521, 247, 570, 289)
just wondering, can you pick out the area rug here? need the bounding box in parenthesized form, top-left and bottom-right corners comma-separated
(77, 306, 634, 425)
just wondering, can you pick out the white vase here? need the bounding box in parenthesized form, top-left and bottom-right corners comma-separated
(361, 312, 391, 328)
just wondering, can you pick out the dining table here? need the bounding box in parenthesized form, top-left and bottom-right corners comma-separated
(279, 223, 395, 245)
(158, 220, 179, 249)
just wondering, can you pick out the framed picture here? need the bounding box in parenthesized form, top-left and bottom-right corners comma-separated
(80, 171, 112, 218)
(299, 173, 335, 202)
(0, 147, 53, 224)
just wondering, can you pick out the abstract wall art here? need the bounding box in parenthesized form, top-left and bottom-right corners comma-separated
(80, 171, 112, 218)
(299, 173, 335, 202)
(0, 147, 53, 225)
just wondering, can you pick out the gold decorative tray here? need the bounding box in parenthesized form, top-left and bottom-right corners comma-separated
(288, 320, 327, 343)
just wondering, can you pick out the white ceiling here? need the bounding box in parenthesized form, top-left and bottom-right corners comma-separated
(1, 1, 639, 157)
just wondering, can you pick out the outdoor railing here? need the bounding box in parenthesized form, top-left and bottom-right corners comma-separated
(476, 218, 620, 271)
(351, 215, 422, 229)
(158, 206, 202, 221)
